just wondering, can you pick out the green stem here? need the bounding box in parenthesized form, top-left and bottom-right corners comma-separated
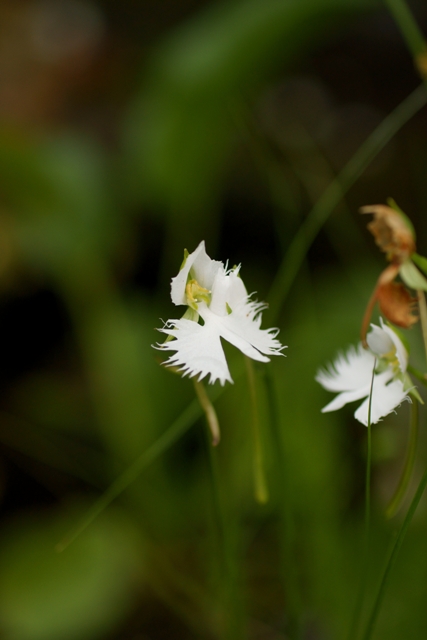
(384, 0, 427, 59)
(267, 83, 427, 324)
(264, 368, 302, 639)
(386, 399, 419, 518)
(203, 423, 243, 639)
(245, 357, 269, 504)
(347, 361, 375, 640)
(361, 466, 427, 640)
(193, 379, 221, 446)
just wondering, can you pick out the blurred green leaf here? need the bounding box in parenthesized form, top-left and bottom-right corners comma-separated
(0, 131, 115, 280)
(124, 0, 374, 215)
(0, 503, 143, 640)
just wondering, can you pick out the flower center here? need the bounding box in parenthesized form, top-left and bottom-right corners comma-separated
(185, 279, 211, 310)
(376, 346, 401, 376)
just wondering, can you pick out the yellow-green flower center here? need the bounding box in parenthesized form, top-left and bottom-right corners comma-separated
(185, 279, 211, 310)
(376, 346, 401, 376)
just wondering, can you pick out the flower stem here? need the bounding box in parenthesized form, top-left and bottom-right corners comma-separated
(386, 399, 419, 519)
(193, 379, 221, 446)
(245, 357, 269, 504)
(384, 0, 427, 69)
(347, 361, 375, 640)
(203, 422, 243, 639)
(264, 368, 302, 638)
(361, 466, 427, 640)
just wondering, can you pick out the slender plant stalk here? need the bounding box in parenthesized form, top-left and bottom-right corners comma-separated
(245, 356, 269, 504)
(361, 466, 427, 640)
(347, 361, 375, 640)
(264, 368, 302, 639)
(203, 422, 243, 640)
(267, 83, 427, 324)
(384, 0, 427, 60)
(194, 379, 221, 446)
(386, 399, 419, 518)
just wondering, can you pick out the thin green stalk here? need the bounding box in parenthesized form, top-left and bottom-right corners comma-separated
(56, 396, 212, 551)
(386, 399, 419, 518)
(384, 0, 427, 59)
(347, 361, 375, 640)
(264, 368, 302, 639)
(194, 379, 221, 446)
(361, 466, 427, 640)
(267, 83, 427, 324)
(203, 423, 244, 640)
(245, 357, 269, 504)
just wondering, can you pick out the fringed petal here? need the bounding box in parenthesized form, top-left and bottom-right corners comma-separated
(315, 344, 377, 393)
(320, 385, 372, 413)
(199, 303, 285, 362)
(156, 318, 232, 385)
(316, 323, 411, 426)
(160, 242, 285, 385)
(354, 378, 410, 426)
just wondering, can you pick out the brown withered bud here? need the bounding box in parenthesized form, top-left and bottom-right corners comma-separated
(377, 282, 418, 329)
(360, 263, 418, 346)
(360, 204, 416, 263)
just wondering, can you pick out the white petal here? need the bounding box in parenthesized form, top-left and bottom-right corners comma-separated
(366, 324, 394, 355)
(209, 268, 246, 317)
(315, 344, 376, 393)
(170, 241, 223, 306)
(156, 318, 232, 385)
(354, 378, 410, 426)
(379, 319, 408, 372)
(320, 385, 372, 413)
(198, 303, 285, 362)
(192, 249, 223, 293)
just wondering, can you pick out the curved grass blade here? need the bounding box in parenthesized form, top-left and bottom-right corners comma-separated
(361, 466, 427, 640)
(268, 83, 427, 323)
(56, 394, 217, 551)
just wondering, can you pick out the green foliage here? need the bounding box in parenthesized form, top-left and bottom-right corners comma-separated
(124, 0, 373, 216)
(0, 504, 143, 640)
(0, 0, 427, 639)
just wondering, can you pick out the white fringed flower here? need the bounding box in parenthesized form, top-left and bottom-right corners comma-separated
(155, 241, 285, 385)
(315, 320, 411, 425)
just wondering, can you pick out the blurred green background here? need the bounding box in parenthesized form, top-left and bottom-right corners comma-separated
(0, 0, 427, 638)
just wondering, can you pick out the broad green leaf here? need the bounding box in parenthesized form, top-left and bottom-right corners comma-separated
(400, 259, 427, 291)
